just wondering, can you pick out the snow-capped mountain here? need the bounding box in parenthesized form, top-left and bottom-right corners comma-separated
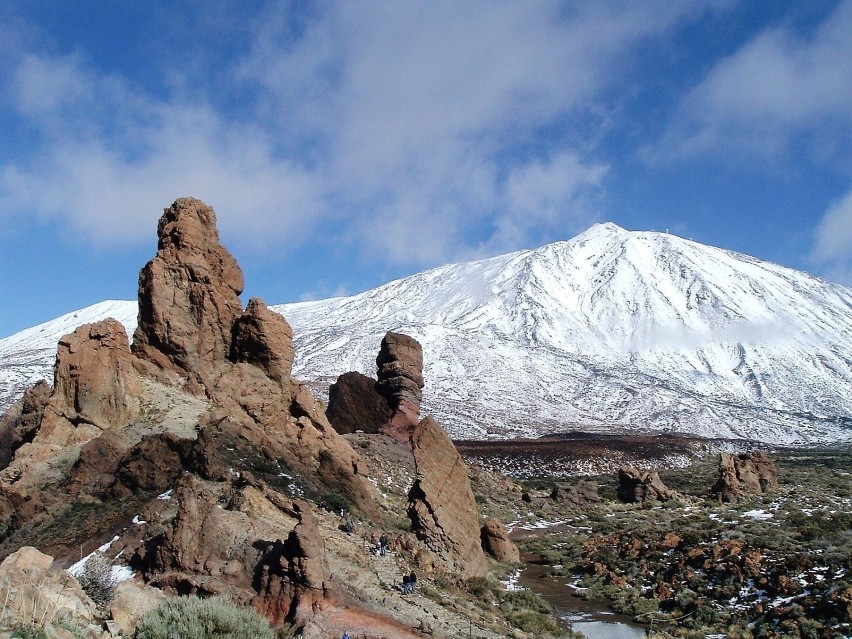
(2, 223, 851, 444)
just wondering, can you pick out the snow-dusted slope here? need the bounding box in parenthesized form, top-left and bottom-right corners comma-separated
(2, 224, 851, 444)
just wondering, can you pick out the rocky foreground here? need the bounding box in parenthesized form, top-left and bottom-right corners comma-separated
(0, 199, 528, 639)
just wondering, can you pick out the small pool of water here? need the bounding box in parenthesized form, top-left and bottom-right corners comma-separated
(517, 557, 647, 639)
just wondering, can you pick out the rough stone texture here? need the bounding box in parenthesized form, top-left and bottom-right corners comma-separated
(326, 371, 393, 435)
(0, 547, 97, 628)
(0, 379, 51, 469)
(132, 197, 244, 390)
(617, 465, 677, 503)
(407, 417, 487, 578)
(711, 452, 779, 503)
(480, 518, 519, 563)
(376, 332, 424, 439)
(231, 297, 295, 390)
(252, 501, 330, 627)
(550, 480, 601, 507)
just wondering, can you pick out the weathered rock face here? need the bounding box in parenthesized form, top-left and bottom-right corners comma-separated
(711, 452, 779, 503)
(231, 297, 295, 389)
(407, 417, 487, 578)
(49, 318, 140, 433)
(0, 547, 97, 628)
(253, 501, 330, 627)
(376, 332, 424, 437)
(617, 466, 676, 503)
(133, 197, 244, 389)
(480, 519, 519, 563)
(0, 379, 51, 469)
(326, 371, 393, 435)
(551, 480, 601, 508)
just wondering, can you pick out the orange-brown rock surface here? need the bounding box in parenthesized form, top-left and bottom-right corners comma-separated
(231, 297, 295, 389)
(326, 371, 392, 435)
(132, 197, 244, 390)
(616, 465, 677, 503)
(0, 379, 50, 469)
(376, 332, 424, 438)
(407, 417, 487, 578)
(711, 451, 778, 502)
(480, 518, 519, 563)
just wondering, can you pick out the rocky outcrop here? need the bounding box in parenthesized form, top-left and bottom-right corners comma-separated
(231, 297, 295, 390)
(480, 519, 519, 563)
(407, 417, 487, 578)
(253, 501, 330, 627)
(0, 379, 50, 469)
(0, 547, 98, 629)
(711, 452, 778, 503)
(617, 466, 677, 503)
(376, 332, 424, 438)
(132, 197, 244, 390)
(551, 480, 601, 508)
(326, 372, 393, 435)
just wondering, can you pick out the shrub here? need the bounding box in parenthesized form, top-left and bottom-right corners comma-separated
(77, 553, 117, 608)
(134, 596, 275, 639)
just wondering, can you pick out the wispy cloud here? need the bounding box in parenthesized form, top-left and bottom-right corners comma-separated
(656, 0, 852, 161)
(0, 1, 728, 268)
(813, 189, 852, 285)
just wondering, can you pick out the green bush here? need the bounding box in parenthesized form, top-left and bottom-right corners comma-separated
(134, 596, 275, 639)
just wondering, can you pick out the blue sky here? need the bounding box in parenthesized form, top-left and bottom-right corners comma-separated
(1, 1, 850, 338)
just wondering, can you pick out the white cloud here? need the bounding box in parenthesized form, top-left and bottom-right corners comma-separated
(813, 189, 852, 285)
(658, 0, 852, 159)
(0, 1, 722, 266)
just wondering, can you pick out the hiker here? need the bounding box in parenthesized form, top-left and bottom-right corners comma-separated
(379, 533, 388, 557)
(342, 632, 351, 639)
(402, 573, 411, 594)
(409, 571, 417, 592)
(345, 518, 355, 534)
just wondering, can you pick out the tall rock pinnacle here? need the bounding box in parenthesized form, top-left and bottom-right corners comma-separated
(132, 198, 244, 390)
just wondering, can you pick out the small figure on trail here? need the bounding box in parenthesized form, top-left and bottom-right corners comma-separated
(379, 533, 388, 557)
(409, 571, 417, 592)
(342, 631, 351, 639)
(345, 518, 355, 534)
(402, 573, 411, 594)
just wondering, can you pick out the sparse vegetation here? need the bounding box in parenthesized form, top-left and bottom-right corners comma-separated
(134, 596, 276, 639)
(77, 553, 117, 608)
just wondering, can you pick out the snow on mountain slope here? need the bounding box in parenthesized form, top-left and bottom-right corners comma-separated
(2, 224, 851, 444)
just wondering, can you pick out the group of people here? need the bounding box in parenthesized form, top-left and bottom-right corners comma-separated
(401, 571, 417, 594)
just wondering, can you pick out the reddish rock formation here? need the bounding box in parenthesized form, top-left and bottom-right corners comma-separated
(0, 380, 51, 469)
(617, 465, 676, 503)
(132, 197, 244, 390)
(326, 372, 392, 435)
(480, 519, 519, 563)
(407, 417, 487, 578)
(231, 297, 295, 390)
(711, 452, 778, 503)
(253, 501, 330, 627)
(376, 332, 424, 438)
(550, 480, 601, 508)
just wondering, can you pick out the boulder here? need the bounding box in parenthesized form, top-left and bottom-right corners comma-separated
(0, 379, 51, 468)
(480, 519, 519, 563)
(0, 547, 97, 628)
(407, 417, 487, 578)
(616, 466, 676, 503)
(132, 197, 244, 390)
(550, 480, 601, 507)
(326, 371, 392, 435)
(376, 332, 424, 438)
(711, 452, 778, 503)
(231, 297, 295, 390)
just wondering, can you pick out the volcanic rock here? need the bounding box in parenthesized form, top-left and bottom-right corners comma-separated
(326, 371, 393, 435)
(132, 197, 244, 390)
(407, 417, 487, 578)
(480, 518, 519, 563)
(376, 332, 424, 438)
(711, 452, 779, 503)
(252, 501, 330, 627)
(231, 297, 295, 389)
(550, 480, 601, 507)
(0, 379, 51, 469)
(617, 465, 676, 503)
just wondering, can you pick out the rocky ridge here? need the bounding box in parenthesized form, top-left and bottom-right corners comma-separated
(0, 197, 520, 638)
